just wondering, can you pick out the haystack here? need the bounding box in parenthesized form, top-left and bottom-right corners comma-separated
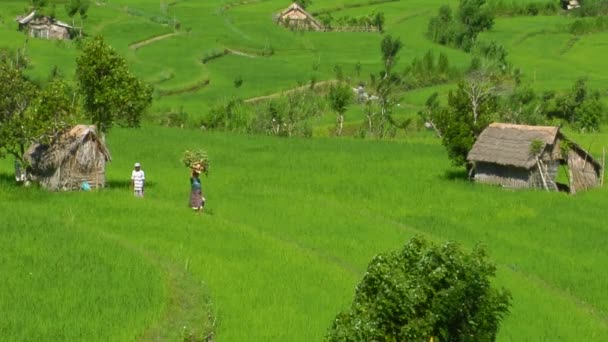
(467, 123, 602, 193)
(276, 3, 324, 31)
(26, 125, 111, 191)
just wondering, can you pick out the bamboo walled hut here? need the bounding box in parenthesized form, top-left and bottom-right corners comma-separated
(16, 11, 73, 40)
(25, 125, 111, 191)
(276, 3, 324, 31)
(467, 123, 602, 193)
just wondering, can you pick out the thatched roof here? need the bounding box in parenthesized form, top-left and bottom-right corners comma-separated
(278, 3, 324, 29)
(468, 123, 601, 170)
(26, 125, 111, 172)
(467, 123, 561, 169)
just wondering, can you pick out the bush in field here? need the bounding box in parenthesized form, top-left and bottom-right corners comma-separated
(402, 50, 459, 90)
(427, 0, 494, 51)
(248, 90, 325, 137)
(326, 236, 511, 342)
(547, 78, 605, 132)
(203, 98, 248, 132)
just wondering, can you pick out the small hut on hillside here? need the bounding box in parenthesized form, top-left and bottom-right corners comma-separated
(25, 125, 111, 191)
(276, 3, 324, 31)
(467, 123, 602, 193)
(16, 11, 73, 40)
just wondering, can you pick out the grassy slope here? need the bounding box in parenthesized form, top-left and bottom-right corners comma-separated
(2, 127, 608, 341)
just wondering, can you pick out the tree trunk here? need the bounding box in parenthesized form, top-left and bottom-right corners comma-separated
(337, 114, 344, 136)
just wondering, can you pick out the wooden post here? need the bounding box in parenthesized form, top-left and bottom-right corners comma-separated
(536, 157, 549, 191)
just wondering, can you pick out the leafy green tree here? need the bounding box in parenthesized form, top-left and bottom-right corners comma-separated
(457, 0, 494, 51)
(65, 0, 90, 37)
(30, 77, 81, 144)
(368, 35, 402, 138)
(0, 50, 38, 169)
(327, 83, 353, 136)
(0, 51, 80, 180)
(76, 36, 152, 134)
(427, 0, 494, 51)
(326, 236, 511, 342)
(575, 92, 604, 132)
(372, 11, 385, 32)
(435, 77, 497, 167)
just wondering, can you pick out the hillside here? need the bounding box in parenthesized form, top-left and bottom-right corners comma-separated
(2, 0, 608, 341)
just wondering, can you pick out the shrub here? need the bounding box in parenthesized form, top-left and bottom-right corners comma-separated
(326, 236, 511, 341)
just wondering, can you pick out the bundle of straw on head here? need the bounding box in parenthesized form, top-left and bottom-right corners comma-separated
(182, 149, 210, 176)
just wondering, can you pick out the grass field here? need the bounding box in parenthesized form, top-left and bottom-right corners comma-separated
(2, 127, 608, 341)
(2, 0, 608, 340)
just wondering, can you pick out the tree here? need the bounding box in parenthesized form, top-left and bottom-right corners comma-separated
(65, 0, 90, 37)
(434, 77, 497, 168)
(295, 0, 312, 9)
(366, 35, 402, 138)
(326, 236, 511, 342)
(76, 36, 152, 134)
(0, 50, 38, 171)
(0, 50, 79, 180)
(328, 83, 353, 136)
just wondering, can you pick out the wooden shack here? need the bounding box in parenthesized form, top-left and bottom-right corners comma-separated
(276, 3, 324, 31)
(467, 123, 602, 193)
(25, 125, 111, 191)
(16, 11, 73, 40)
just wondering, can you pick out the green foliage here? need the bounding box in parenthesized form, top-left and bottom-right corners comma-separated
(203, 98, 248, 132)
(434, 79, 498, 167)
(234, 75, 244, 88)
(427, 0, 495, 51)
(29, 77, 81, 145)
(402, 50, 459, 90)
(486, 0, 560, 17)
(326, 236, 511, 341)
(500, 85, 546, 125)
(328, 84, 352, 115)
(248, 90, 325, 137)
(568, 16, 608, 35)
(182, 149, 210, 175)
(76, 36, 153, 133)
(570, 0, 608, 17)
(546, 78, 605, 131)
(529, 139, 544, 156)
(295, 0, 312, 9)
(328, 83, 353, 135)
(0, 49, 38, 164)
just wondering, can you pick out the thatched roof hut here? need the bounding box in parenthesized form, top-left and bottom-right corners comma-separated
(16, 11, 73, 40)
(467, 123, 602, 193)
(276, 3, 324, 31)
(26, 125, 111, 191)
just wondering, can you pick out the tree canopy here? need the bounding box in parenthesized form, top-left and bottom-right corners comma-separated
(76, 36, 152, 134)
(326, 236, 511, 342)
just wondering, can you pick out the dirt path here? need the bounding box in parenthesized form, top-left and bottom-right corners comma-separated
(130, 32, 180, 50)
(244, 79, 339, 103)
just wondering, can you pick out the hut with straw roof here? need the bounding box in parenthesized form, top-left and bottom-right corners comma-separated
(16, 11, 73, 40)
(25, 125, 111, 191)
(467, 123, 603, 193)
(276, 3, 324, 31)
